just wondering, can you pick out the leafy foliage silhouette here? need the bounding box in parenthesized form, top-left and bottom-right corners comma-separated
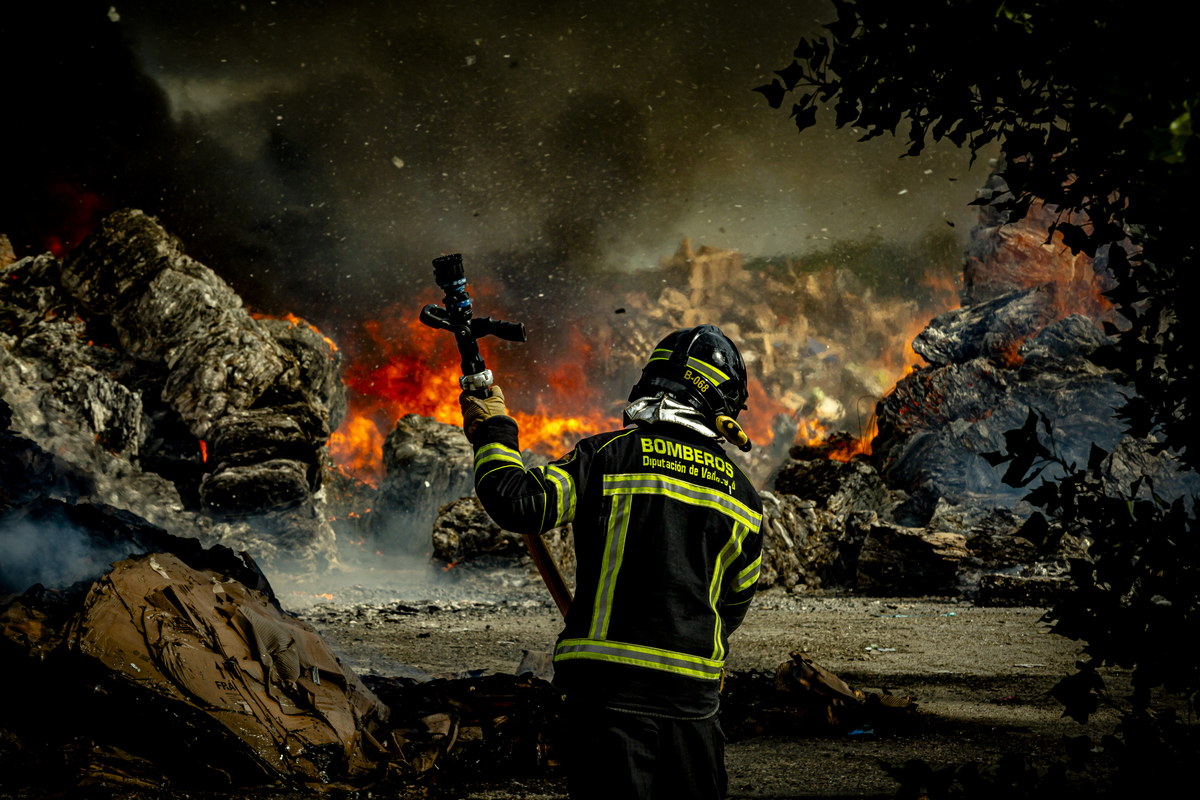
(760, 0, 1197, 788)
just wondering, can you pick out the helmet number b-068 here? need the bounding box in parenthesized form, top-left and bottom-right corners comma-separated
(683, 368, 710, 394)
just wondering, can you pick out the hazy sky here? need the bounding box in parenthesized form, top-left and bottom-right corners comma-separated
(9, 1, 993, 334)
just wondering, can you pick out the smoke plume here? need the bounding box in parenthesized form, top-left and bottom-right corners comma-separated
(5, 0, 986, 344)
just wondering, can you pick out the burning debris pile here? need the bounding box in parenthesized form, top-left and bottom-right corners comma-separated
(5, 176, 1186, 604)
(404, 194, 1122, 601)
(408, 176, 1192, 604)
(604, 238, 956, 470)
(874, 177, 1197, 519)
(755, 177, 1196, 602)
(1, 211, 343, 570)
(323, 233, 959, 558)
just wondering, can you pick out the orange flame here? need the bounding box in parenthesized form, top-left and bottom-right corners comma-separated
(788, 270, 962, 459)
(250, 311, 339, 353)
(316, 268, 970, 481)
(328, 415, 386, 483)
(334, 290, 620, 485)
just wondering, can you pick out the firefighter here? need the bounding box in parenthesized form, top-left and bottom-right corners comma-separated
(460, 324, 763, 800)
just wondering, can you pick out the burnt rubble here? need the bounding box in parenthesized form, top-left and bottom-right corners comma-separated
(754, 457, 1084, 602)
(872, 176, 1198, 525)
(875, 310, 1127, 519)
(430, 495, 578, 588)
(596, 238, 948, 479)
(368, 414, 475, 555)
(1, 210, 343, 570)
(739, 175, 1193, 602)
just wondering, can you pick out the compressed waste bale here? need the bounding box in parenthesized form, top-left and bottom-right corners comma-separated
(200, 459, 312, 515)
(431, 496, 522, 562)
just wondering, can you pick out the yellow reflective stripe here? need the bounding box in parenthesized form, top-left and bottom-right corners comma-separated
(544, 464, 577, 527)
(554, 638, 724, 680)
(685, 356, 729, 385)
(595, 428, 638, 454)
(591, 493, 632, 640)
(645, 352, 729, 386)
(478, 464, 526, 481)
(476, 441, 518, 459)
(523, 465, 550, 536)
(540, 465, 563, 526)
(647, 348, 674, 363)
(474, 442, 525, 477)
(734, 554, 762, 593)
(602, 473, 762, 530)
(708, 521, 749, 660)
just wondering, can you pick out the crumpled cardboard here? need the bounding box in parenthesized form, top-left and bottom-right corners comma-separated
(65, 552, 390, 783)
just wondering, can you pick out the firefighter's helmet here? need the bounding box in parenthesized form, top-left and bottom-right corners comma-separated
(629, 324, 750, 423)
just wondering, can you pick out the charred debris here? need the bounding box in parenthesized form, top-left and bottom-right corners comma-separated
(2, 202, 1142, 599)
(2, 191, 1192, 791)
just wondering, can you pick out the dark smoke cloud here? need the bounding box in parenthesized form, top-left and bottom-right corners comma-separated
(5, 0, 987, 341)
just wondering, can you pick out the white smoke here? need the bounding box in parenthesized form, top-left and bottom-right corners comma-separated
(0, 518, 144, 593)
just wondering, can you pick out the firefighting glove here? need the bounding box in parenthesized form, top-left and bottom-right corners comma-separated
(460, 385, 507, 441)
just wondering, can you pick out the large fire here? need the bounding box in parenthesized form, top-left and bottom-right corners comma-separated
(296, 226, 1111, 486)
(329, 287, 621, 485)
(20, 196, 1117, 493)
(324, 262, 965, 485)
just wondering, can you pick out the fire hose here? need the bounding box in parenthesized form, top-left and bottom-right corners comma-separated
(419, 254, 574, 618)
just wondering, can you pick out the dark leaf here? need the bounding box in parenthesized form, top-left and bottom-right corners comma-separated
(810, 38, 830, 71)
(835, 96, 860, 127)
(825, 2, 860, 43)
(1049, 221, 1096, 257)
(1017, 511, 1051, 549)
(947, 121, 970, 147)
(775, 61, 805, 91)
(979, 449, 1012, 467)
(753, 80, 786, 109)
(1003, 453, 1046, 488)
(1049, 667, 1103, 723)
(793, 39, 814, 61)
(792, 104, 818, 132)
(1024, 480, 1060, 509)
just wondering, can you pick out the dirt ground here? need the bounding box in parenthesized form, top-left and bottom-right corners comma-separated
(269, 559, 1125, 799)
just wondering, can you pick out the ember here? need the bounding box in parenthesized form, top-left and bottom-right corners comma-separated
(39, 182, 106, 258)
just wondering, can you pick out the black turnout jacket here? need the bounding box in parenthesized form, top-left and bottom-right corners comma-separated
(472, 415, 763, 716)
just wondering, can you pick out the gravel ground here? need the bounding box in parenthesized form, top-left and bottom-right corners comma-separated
(268, 558, 1125, 799)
